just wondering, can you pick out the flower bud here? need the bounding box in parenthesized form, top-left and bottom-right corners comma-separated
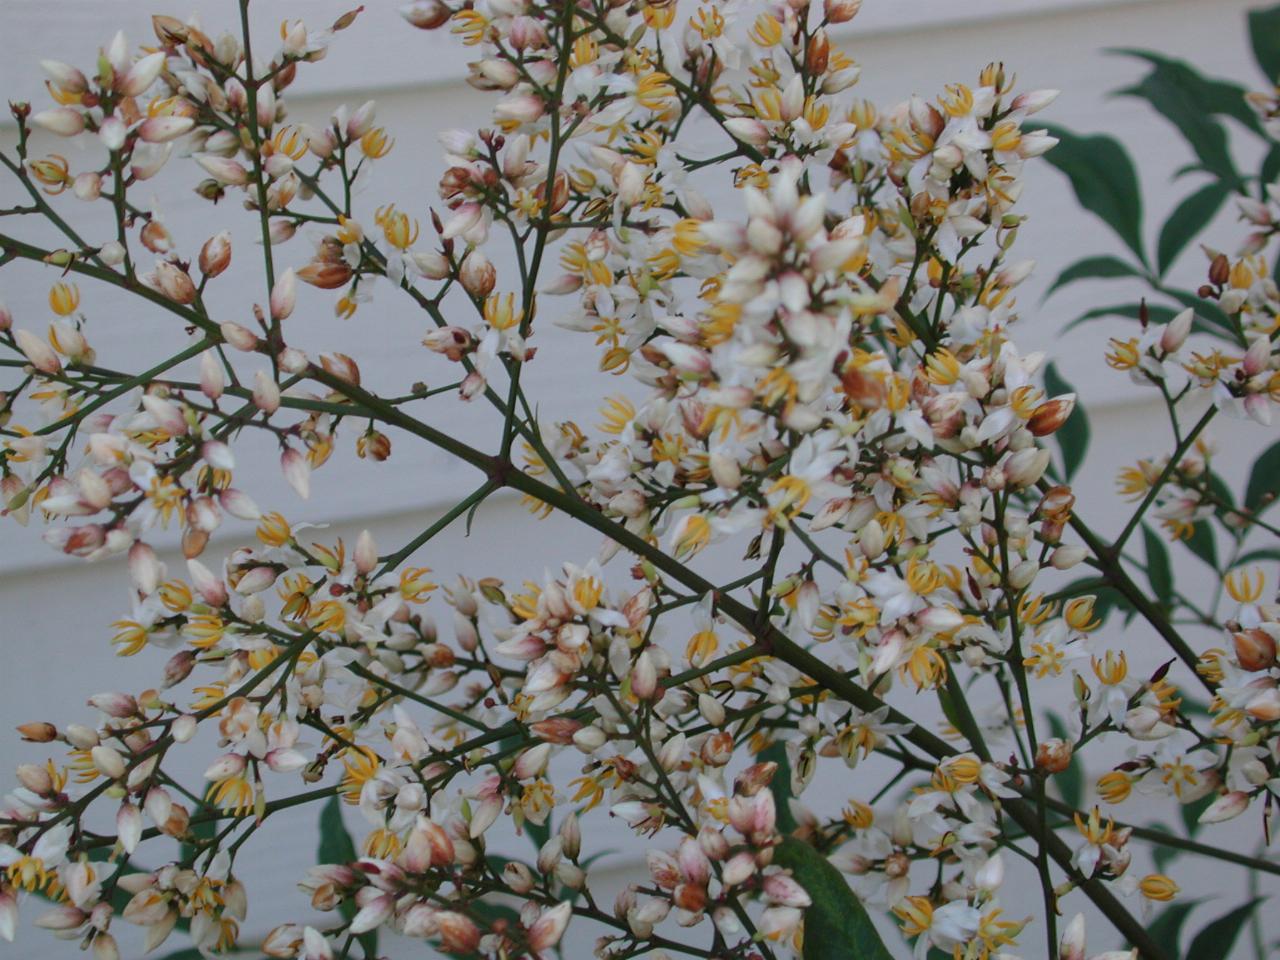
(1028, 395, 1075, 436)
(1035, 738, 1073, 774)
(459, 250, 495, 297)
(270, 268, 296, 321)
(17, 721, 58, 742)
(31, 108, 86, 137)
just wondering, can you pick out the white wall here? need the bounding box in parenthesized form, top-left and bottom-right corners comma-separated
(1, 0, 1275, 957)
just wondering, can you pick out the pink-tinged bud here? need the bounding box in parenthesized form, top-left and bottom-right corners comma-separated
(345, 101, 377, 139)
(441, 202, 483, 240)
(513, 742, 551, 780)
(16, 762, 53, 794)
(1051, 544, 1087, 569)
(1242, 335, 1272, 376)
(17, 721, 58, 743)
(1004, 448, 1052, 489)
(198, 349, 225, 400)
(410, 249, 450, 280)
(219, 488, 261, 520)
(434, 912, 480, 953)
(162, 650, 196, 688)
(1245, 687, 1280, 721)
(281, 447, 311, 499)
(825, 0, 862, 22)
(253, 370, 281, 414)
(150, 261, 197, 304)
(493, 92, 545, 127)
(89, 691, 137, 717)
(722, 851, 756, 886)
(234, 566, 277, 595)
(41, 60, 88, 93)
(1012, 88, 1060, 114)
(129, 541, 163, 596)
(1199, 790, 1249, 824)
(527, 902, 572, 951)
(34, 905, 86, 930)
(15, 329, 61, 374)
(171, 714, 198, 743)
(401, 1, 451, 28)
(724, 117, 770, 146)
(31, 107, 86, 137)
(117, 801, 142, 853)
(196, 154, 248, 186)
(138, 116, 194, 143)
(270, 268, 297, 321)
(200, 440, 234, 473)
(220, 321, 259, 351)
(120, 52, 167, 96)
(630, 650, 659, 700)
(763, 873, 811, 908)
(279, 347, 309, 374)
(509, 16, 548, 50)
(204, 753, 247, 781)
(1161, 308, 1193, 353)
(660, 340, 712, 376)
(141, 394, 188, 436)
(0, 300, 11, 332)
(188, 558, 229, 606)
(1059, 914, 1086, 960)
(354, 530, 378, 575)
(70, 168, 105, 203)
(268, 219, 297, 244)
(91, 745, 127, 780)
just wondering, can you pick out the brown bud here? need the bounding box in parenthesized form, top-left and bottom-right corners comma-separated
(733, 761, 777, 797)
(825, 0, 863, 23)
(1035, 738, 1073, 774)
(459, 250, 495, 297)
(1027, 395, 1076, 436)
(319, 352, 361, 386)
(17, 721, 58, 742)
(806, 29, 830, 75)
(700, 731, 734, 767)
(199, 231, 232, 278)
(1233, 628, 1277, 671)
(1209, 252, 1231, 286)
(358, 429, 391, 462)
(297, 261, 353, 289)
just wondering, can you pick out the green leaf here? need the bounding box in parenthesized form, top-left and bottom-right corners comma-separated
(1043, 362, 1090, 480)
(1156, 182, 1232, 275)
(1142, 525, 1174, 609)
(1111, 50, 1263, 136)
(1183, 521, 1219, 572)
(1044, 712, 1082, 811)
(1146, 900, 1202, 957)
(1261, 145, 1280, 201)
(1245, 438, 1280, 515)
(1113, 85, 1235, 186)
(1184, 897, 1266, 960)
(773, 838, 894, 960)
(1045, 255, 1141, 298)
(318, 796, 378, 959)
(759, 740, 798, 835)
(1249, 5, 1280, 84)
(1041, 124, 1146, 265)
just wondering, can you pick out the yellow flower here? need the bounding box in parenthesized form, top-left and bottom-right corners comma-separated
(49, 281, 80, 316)
(1224, 567, 1265, 603)
(1138, 873, 1179, 902)
(359, 127, 394, 159)
(1096, 770, 1132, 804)
(400, 567, 437, 603)
(340, 747, 381, 804)
(111, 620, 149, 656)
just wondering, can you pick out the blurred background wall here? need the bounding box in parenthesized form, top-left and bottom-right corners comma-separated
(1, 0, 1274, 956)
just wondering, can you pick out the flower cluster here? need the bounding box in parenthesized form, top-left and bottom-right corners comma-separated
(0, 2, 1277, 960)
